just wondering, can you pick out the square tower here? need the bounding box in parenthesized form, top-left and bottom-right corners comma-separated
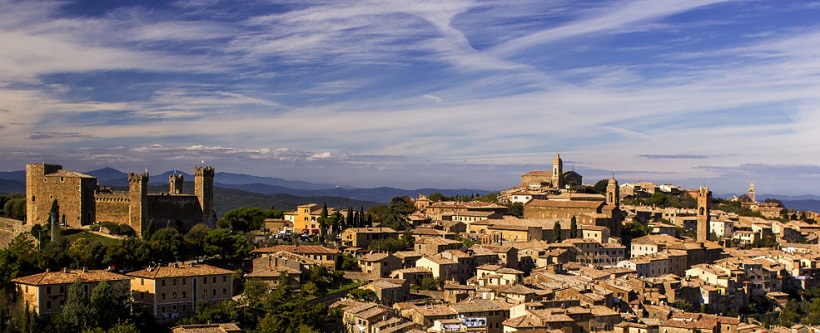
(194, 166, 214, 226)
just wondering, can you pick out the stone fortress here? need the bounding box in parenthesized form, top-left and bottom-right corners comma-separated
(25, 163, 214, 237)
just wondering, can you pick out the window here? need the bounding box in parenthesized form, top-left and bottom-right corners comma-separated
(173, 292, 177, 299)
(140, 279, 144, 286)
(162, 306, 166, 313)
(223, 276, 226, 283)
(47, 286, 51, 294)
(223, 288, 227, 295)
(173, 279, 177, 286)
(182, 291, 186, 299)
(60, 286, 64, 293)
(182, 278, 186, 285)
(161, 293, 166, 300)
(47, 301, 51, 309)
(162, 280, 166, 287)
(203, 277, 207, 284)
(182, 304, 187, 312)
(212, 277, 216, 283)
(212, 289, 216, 296)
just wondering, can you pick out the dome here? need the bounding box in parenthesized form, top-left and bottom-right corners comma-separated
(608, 177, 618, 186)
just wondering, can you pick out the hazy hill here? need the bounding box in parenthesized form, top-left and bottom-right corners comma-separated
(144, 183, 380, 215)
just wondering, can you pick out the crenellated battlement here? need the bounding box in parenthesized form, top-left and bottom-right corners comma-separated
(128, 172, 149, 183)
(194, 166, 214, 177)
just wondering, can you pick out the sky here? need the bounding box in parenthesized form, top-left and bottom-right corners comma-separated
(1, 0, 820, 196)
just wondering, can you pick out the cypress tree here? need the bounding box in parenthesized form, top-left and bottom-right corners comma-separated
(570, 216, 578, 238)
(553, 220, 561, 243)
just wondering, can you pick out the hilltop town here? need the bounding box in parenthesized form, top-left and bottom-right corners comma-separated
(0, 155, 819, 333)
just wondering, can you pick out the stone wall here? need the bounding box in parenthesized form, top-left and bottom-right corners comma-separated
(146, 194, 202, 230)
(95, 194, 130, 224)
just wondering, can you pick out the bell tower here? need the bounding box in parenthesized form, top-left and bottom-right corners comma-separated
(748, 181, 756, 203)
(697, 185, 711, 242)
(552, 153, 563, 189)
(606, 177, 619, 206)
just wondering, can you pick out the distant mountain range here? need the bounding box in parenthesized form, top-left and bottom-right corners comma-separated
(0, 167, 491, 205)
(3, 167, 818, 213)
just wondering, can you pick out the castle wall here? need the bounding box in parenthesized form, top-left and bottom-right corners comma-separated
(26, 163, 215, 236)
(94, 193, 130, 224)
(146, 194, 202, 230)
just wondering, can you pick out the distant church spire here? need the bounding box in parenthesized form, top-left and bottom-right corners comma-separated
(748, 181, 756, 203)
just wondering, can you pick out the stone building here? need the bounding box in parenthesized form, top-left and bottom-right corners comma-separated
(12, 268, 130, 316)
(128, 263, 234, 320)
(26, 163, 214, 237)
(523, 177, 623, 236)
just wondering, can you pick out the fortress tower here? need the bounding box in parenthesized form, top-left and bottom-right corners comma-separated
(195, 166, 215, 226)
(748, 181, 756, 203)
(169, 174, 184, 194)
(552, 153, 563, 189)
(697, 185, 711, 242)
(25, 163, 96, 228)
(128, 172, 148, 235)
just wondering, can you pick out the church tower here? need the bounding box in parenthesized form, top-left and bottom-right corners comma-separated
(607, 177, 620, 206)
(552, 153, 563, 189)
(697, 185, 711, 242)
(748, 181, 756, 203)
(605, 176, 622, 236)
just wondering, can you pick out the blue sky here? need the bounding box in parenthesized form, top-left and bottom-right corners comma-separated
(1, 0, 820, 195)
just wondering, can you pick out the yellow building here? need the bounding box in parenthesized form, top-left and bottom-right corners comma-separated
(283, 204, 342, 234)
(127, 263, 234, 320)
(12, 268, 130, 315)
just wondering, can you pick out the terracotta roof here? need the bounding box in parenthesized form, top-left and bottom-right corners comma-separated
(252, 245, 339, 255)
(344, 227, 399, 234)
(127, 263, 233, 279)
(360, 253, 391, 262)
(171, 323, 243, 333)
(13, 269, 129, 286)
(527, 199, 603, 209)
(47, 169, 95, 178)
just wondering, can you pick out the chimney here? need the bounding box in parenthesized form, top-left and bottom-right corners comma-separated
(63, 267, 69, 273)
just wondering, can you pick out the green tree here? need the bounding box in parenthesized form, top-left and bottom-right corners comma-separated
(89, 280, 130, 330)
(178, 300, 238, 325)
(377, 196, 415, 230)
(70, 237, 95, 267)
(506, 202, 524, 218)
(592, 179, 609, 195)
(106, 321, 140, 333)
(552, 220, 561, 243)
(184, 223, 212, 258)
(318, 202, 329, 241)
(203, 229, 251, 261)
(570, 216, 578, 238)
(62, 278, 95, 331)
(148, 227, 183, 263)
(418, 277, 439, 290)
